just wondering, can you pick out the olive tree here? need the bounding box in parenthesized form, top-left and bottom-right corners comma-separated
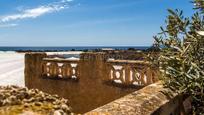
(152, 0, 204, 114)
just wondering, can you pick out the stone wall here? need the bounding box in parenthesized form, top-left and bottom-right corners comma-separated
(25, 53, 142, 114)
(25, 53, 47, 88)
(86, 82, 188, 115)
(25, 52, 190, 115)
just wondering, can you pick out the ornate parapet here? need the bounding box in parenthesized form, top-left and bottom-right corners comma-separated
(42, 58, 79, 80)
(107, 60, 159, 86)
(24, 52, 160, 113)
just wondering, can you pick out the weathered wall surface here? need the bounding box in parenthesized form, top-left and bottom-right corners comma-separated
(25, 53, 46, 88)
(24, 53, 139, 114)
(86, 82, 187, 115)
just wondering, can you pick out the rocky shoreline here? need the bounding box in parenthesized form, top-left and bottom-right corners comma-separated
(0, 85, 74, 115)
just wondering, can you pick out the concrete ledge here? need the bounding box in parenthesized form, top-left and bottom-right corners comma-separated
(86, 82, 181, 115)
(107, 60, 150, 65)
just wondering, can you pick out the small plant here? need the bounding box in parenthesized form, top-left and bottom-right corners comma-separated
(152, 0, 204, 114)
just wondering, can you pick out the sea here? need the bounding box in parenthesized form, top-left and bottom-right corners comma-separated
(0, 46, 150, 52)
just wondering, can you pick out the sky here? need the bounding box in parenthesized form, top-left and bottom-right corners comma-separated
(0, 0, 195, 46)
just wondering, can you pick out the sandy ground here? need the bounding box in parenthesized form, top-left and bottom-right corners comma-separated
(0, 51, 82, 87)
(0, 52, 25, 86)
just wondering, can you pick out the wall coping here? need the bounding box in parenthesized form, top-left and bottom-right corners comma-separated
(107, 60, 150, 65)
(43, 58, 80, 62)
(86, 81, 178, 115)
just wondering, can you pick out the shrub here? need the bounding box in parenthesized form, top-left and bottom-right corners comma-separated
(152, 0, 204, 114)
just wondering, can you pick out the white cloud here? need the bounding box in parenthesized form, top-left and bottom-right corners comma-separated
(62, 0, 73, 2)
(0, 24, 18, 28)
(0, 0, 73, 23)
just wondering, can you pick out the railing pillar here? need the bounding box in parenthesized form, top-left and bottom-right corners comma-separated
(124, 65, 131, 85)
(24, 53, 47, 88)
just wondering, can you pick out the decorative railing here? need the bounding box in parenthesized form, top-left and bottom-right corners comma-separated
(42, 58, 80, 80)
(107, 60, 159, 86)
(41, 56, 158, 86)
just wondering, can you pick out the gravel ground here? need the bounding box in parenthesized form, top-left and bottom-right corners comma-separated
(0, 85, 73, 115)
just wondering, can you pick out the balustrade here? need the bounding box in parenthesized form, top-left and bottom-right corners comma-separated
(41, 57, 158, 86)
(107, 60, 159, 86)
(42, 58, 79, 80)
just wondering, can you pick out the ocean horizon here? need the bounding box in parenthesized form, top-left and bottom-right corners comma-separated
(0, 46, 150, 51)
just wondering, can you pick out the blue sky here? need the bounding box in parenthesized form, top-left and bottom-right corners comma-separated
(0, 0, 194, 46)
